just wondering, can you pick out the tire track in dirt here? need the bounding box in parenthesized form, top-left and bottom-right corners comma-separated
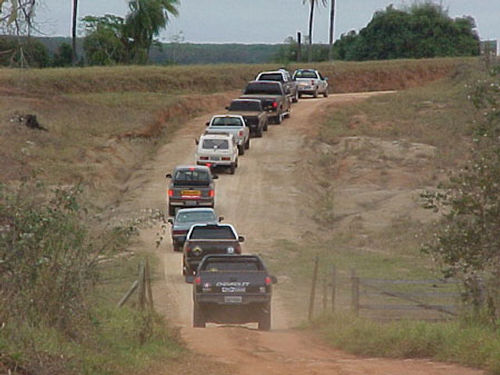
(115, 92, 483, 375)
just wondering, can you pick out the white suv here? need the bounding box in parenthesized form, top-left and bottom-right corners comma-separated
(195, 132, 239, 174)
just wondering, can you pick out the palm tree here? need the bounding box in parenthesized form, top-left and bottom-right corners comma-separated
(303, 0, 327, 62)
(125, 0, 179, 63)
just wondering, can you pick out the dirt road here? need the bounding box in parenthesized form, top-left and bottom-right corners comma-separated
(115, 93, 483, 375)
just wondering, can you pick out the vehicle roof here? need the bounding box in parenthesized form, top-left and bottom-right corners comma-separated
(247, 80, 282, 86)
(211, 114, 245, 120)
(257, 70, 286, 75)
(176, 207, 216, 214)
(294, 68, 319, 73)
(190, 223, 235, 229)
(174, 165, 211, 171)
(200, 132, 233, 139)
(201, 254, 262, 261)
(230, 98, 261, 103)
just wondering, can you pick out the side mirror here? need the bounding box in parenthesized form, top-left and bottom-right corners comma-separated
(167, 218, 174, 224)
(205, 121, 210, 126)
(270, 275, 278, 284)
(218, 216, 224, 222)
(165, 173, 172, 178)
(225, 106, 229, 110)
(238, 236, 245, 243)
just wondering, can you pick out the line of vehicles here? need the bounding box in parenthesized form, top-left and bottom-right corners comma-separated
(165, 68, 329, 330)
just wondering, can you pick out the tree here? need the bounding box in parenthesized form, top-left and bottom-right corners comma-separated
(332, 2, 479, 61)
(328, 0, 335, 61)
(52, 42, 73, 67)
(422, 64, 500, 321)
(72, 0, 78, 65)
(82, 15, 128, 65)
(303, 0, 327, 62)
(125, 0, 179, 64)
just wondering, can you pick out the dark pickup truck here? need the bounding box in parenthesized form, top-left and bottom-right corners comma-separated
(240, 81, 291, 124)
(193, 254, 277, 330)
(182, 223, 244, 280)
(166, 165, 218, 217)
(226, 99, 268, 137)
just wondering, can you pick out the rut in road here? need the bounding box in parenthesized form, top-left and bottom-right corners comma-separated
(114, 93, 484, 375)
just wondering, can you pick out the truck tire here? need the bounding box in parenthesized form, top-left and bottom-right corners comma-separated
(323, 89, 329, 98)
(258, 305, 271, 331)
(275, 112, 283, 125)
(245, 138, 250, 149)
(264, 121, 268, 131)
(193, 304, 206, 328)
(256, 127, 263, 138)
(172, 242, 181, 252)
(313, 89, 318, 98)
(229, 164, 236, 175)
(292, 91, 299, 103)
(238, 144, 245, 156)
(168, 205, 176, 217)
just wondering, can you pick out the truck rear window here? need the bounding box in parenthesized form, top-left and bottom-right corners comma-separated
(190, 226, 236, 239)
(257, 73, 284, 82)
(173, 169, 210, 186)
(229, 101, 261, 111)
(294, 70, 319, 79)
(202, 139, 229, 149)
(211, 117, 243, 126)
(244, 83, 281, 95)
(201, 259, 263, 271)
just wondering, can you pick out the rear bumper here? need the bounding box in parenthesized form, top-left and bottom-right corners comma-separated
(197, 160, 234, 167)
(169, 199, 214, 208)
(196, 294, 271, 305)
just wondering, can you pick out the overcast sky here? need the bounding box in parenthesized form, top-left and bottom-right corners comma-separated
(36, 0, 500, 44)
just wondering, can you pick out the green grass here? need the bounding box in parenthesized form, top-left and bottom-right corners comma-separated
(311, 313, 500, 374)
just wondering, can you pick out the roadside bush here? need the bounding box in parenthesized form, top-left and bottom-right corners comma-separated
(0, 181, 98, 333)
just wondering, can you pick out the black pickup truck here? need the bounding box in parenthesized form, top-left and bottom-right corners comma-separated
(240, 81, 291, 124)
(182, 223, 244, 281)
(226, 99, 268, 137)
(192, 254, 277, 330)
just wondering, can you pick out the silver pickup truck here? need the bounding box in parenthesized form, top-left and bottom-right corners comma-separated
(205, 115, 250, 155)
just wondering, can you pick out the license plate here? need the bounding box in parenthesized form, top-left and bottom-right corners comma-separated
(184, 200, 197, 206)
(211, 156, 220, 161)
(222, 287, 246, 293)
(224, 296, 242, 304)
(182, 190, 200, 197)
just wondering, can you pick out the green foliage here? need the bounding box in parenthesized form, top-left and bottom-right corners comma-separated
(422, 62, 500, 319)
(333, 2, 479, 61)
(52, 42, 74, 67)
(0, 36, 50, 67)
(0, 181, 97, 332)
(82, 0, 178, 65)
(82, 15, 129, 65)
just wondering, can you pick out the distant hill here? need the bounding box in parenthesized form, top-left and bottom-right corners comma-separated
(34, 36, 282, 64)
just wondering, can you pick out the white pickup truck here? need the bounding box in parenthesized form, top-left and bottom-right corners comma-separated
(205, 115, 250, 155)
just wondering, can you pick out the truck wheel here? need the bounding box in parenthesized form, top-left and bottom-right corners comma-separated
(168, 205, 176, 217)
(193, 304, 206, 328)
(245, 138, 250, 149)
(323, 89, 329, 98)
(258, 306, 271, 331)
(238, 145, 245, 156)
(313, 89, 318, 98)
(172, 242, 180, 252)
(298, 93, 303, 99)
(276, 112, 282, 125)
(229, 164, 236, 175)
(264, 121, 268, 131)
(292, 91, 299, 103)
(256, 127, 263, 138)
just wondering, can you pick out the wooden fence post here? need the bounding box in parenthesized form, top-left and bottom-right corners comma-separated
(308, 256, 319, 322)
(351, 269, 359, 317)
(145, 257, 154, 311)
(138, 260, 146, 310)
(331, 265, 336, 313)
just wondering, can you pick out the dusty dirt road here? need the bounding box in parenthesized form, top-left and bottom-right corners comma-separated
(114, 93, 483, 375)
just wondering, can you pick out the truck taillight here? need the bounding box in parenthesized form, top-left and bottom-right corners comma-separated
(172, 230, 186, 235)
(238, 130, 244, 136)
(235, 243, 242, 254)
(272, 101, 278, 109)
(168, 189, 173, 197)
(265, 276, 272, 286)
(200, 156, 209, 160)
(311, 80, 315, 85)
(209, 190, 215, 198)
(195, 276, 201, 285)
(221, 157, 230, 161)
